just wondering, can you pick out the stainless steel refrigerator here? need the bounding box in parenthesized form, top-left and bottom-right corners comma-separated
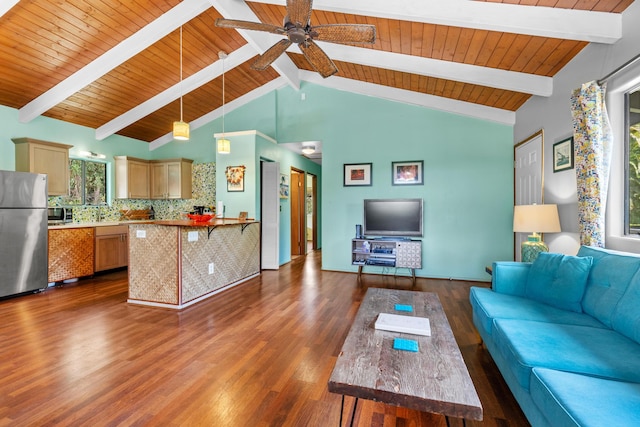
(0, 170, 48, 298)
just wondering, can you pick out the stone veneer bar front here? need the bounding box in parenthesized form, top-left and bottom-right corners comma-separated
(127, 219, 260, 309)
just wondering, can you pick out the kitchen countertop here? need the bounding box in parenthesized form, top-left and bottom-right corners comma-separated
(48, 220, 154, 230)
(47, 218, 256, 230)
(151, 218, 257, 227)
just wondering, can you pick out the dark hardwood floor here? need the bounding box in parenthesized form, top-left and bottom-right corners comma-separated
(0, 250, 529, 426)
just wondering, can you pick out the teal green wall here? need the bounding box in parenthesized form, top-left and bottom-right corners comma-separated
(272, 83, 513, 281)
(213, 131, 321, 266)
(1, 80, 512, 280)
(0, 105, 150, 202)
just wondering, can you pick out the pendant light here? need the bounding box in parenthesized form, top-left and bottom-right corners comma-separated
(217, 51, 230, 154)
(173, 25, 189, 141)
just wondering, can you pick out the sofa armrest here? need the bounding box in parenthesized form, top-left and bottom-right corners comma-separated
(491, 261, 531, 296)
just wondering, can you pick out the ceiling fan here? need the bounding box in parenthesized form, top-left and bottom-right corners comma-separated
(215, 0, 376, 78)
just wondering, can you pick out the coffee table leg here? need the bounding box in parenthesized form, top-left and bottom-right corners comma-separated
(349, 397, 359, 427)
(338, 396, 359, 427)
(445, 416, 467, 427)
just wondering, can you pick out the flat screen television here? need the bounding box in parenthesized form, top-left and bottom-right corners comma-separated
(363, 198, 423, 238)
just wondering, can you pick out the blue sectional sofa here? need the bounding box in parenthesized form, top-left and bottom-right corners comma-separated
(470, 246, 640, 427)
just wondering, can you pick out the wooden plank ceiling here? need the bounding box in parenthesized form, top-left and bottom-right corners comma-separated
(0, 0, 634, 144)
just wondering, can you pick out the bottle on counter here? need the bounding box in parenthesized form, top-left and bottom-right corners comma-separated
(149, 205, 155, 220)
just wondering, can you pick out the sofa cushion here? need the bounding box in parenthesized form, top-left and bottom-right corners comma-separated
(493, 319, 640, 390)
(530, 368, 640, 427)
(578, 246, 640, 327)
(612, 269, 640, 345)
(470, 287, 605, 338)
(525, 252, 593, 313)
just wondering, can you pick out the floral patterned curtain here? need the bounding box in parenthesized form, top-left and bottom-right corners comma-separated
(570, 81, 613, 247)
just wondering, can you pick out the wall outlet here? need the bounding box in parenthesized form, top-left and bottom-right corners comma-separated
(188, 231, 198, 242)
(208, 263, 214, 274)
(136, 230, 146, 238)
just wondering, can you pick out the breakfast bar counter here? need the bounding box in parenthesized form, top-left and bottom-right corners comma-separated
(127, 219, 260, 309)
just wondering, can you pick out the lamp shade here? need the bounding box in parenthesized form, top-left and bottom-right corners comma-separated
(173, 120, 189, 141)
(217, 138, 230, 154)
(513, 204, 561, 233)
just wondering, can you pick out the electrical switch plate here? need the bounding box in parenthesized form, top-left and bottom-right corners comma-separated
(208, 263, 214, 274)
(136, 230, 146, 238)
(188, 231, 198, 242)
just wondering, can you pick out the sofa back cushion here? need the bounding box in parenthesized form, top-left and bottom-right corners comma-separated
(612, 270, 640, 345)
(578, 246, 640, 327)
(525, 252, 592, 313)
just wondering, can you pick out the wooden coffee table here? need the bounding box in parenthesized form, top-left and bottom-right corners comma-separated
(328, 288, 482, 426)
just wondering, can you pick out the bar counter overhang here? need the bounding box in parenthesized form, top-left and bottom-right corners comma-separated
(127, 219, 260, 309)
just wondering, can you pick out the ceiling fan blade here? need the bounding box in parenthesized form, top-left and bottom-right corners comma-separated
(286, 0, 313, 26)
(299, 40, 338, 78)
(215, 18, 284, 35)
(252, 39, 293, 71)
(311, 24, 376, 44)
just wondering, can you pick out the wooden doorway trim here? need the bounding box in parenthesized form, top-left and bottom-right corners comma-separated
(290, 168, 306, 256)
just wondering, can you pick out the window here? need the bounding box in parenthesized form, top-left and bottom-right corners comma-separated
(67, 158, 107, 206)
(626, 87, 640, 234)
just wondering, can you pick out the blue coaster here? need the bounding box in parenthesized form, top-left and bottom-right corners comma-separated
(394, 304, 413, 312)
(393, 338, 418, 352)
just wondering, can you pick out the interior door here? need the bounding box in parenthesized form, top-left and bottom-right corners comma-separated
(514, 130, 544, 261)
(261, 161, 280, 269)
(290, 169, 305, 256)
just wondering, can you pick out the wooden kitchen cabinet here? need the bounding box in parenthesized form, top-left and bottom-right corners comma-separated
(150, 158, 193, 199)
(95, 225, 128, 272)
(114, 156, 150, 199)
(48, 227, 95, 283)
(12, 137, 72, 196)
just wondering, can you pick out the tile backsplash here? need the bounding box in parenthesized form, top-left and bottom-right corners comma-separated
(48, 162, 216, 223)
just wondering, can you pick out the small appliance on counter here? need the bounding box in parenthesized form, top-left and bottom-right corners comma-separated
(47, 206, 73, 225)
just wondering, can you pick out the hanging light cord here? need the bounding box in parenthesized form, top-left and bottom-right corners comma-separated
(222, 55, 225, 136)
(179, 26, 184, 122)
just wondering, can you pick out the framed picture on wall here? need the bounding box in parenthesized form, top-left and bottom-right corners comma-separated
(225, 165, 245, 192)
(344, 163, 372, 186)
(392, 160, 424, 185)
(280, 173, 289, 198)
(553, 137, 574, 173)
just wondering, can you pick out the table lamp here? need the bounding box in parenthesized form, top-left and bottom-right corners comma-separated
(513, 204, 561, 262)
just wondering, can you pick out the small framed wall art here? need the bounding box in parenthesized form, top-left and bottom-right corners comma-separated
(553, 137, 574, 173)
(225, 165, 245, 192)
(280, 173, 289, 199)
(344, 163, 372, 187)
(392, 160, 423, 185)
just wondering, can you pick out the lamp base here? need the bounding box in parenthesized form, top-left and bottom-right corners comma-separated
(521, 234, 548, 262)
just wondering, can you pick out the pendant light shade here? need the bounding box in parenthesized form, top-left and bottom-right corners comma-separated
(173, 120, 190, 140)
(217, 138, 230, 154)
(173, 26, 189, 141)
(217, 51, 230, 154)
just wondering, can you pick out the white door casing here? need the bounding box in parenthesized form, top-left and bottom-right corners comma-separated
(261, 161, 280, 269)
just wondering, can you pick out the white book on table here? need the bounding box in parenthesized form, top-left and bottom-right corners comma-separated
(375, 313, 431, 336)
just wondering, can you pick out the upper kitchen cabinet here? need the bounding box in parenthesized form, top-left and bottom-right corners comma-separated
(114, 156, 150, 199)
(12, 138, 72, 196)
(150, 158, 193, 199)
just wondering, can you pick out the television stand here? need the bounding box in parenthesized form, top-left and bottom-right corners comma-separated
(352, 238, 422, 284)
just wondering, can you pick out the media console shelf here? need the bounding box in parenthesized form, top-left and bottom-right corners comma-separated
(352, 238, 422, 283)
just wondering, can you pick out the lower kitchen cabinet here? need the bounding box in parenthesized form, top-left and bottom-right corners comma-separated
(48, 227, 95, 283)
(95, 225, 128, 272)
